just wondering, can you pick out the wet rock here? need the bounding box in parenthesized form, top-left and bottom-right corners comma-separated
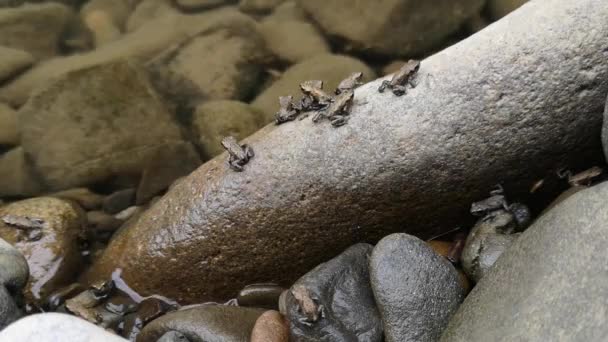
(258, 18, 330, 65)
(138, 306, 264, 342)
(0, 197, 85, 304)
(126, 0, 177, 33)
(370, 234, 463, 342)
(136, 142, 201, 205)
(121, 297, 176, 340)
(86, 211, 123, 238)
(296, 0, 484, 56)
(441, 181, 608, 341)
(18, 60, 185, 191)
(427, 240, 452, 258)
(173, 0, 233, 12)
(251, 310, 288, 342)
(0, 147, 43, 197)
(147, 19, 269, 109)
(0, 313, 128, 341)
(192, 100, 264, 158)
(461, 210, 520, 282)
(0, 3, 75, 59)
(0, 102, 18, 146)
(252, 54, 375, 117)
(85, 0, 608, 303)
(486, 0, 529, 20)
(285, 244, 382, 342)
(0, 7, 255, 107)
(49, 188, 104, 211)
(239, 0, 284, 14)
(114, 205, 141, 221)
(0, 237, 28, 329)
(237, 284, 284, 310)
(0, 46, 34, 83)
(102, 189, 135, 215)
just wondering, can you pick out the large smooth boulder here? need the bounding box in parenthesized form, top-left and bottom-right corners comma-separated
(441, 182, 608, 341)
(85, 0, 608, 303)
(17, 60, 186, 191)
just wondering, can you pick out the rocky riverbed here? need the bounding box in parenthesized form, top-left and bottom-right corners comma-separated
(1, 0, 608, 341)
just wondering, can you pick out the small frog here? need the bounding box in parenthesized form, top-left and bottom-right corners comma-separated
(557, 166, 603, 187)
(291, 285, 324, 326)
(312, 90, 354, 127)
(300, 80, 333, 110)
(470, 185, 509, 217)
(378, 59, 420, 96)
(336, 72, 363, 95)
(275, 95, 299, 124)
(221, 136, 254, 172)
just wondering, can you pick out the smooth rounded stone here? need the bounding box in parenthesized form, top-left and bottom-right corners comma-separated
(114, 205, 141, 221)
(173, 0, 234, 11)
(136, 142, 201, 204)
(102, 189, 135, 215)
(126, 0, 177, 32)
(0, 3, 75, 59)
(285, 243, 382, 342)
(0, 46, 34, 84)
(86, 0, 608, 303)
(192, 100, 265, 158)
(251, 310, 288, 342)
(237, 284, 284, 310)
(17, 60, 186, 191)
(370, 234, 464, 342)
(0, 0, 85, 7)
(296, 0, 484, 56)
(0, 197, 85, 304)
(137, 306, 265, 342)
(0, 313, 128, 341)
(0, 7, 255, 107)
(441, 182, 608, 341)
(0, 102, 18, 146)
(269, 1, 306, 21)
(81, 9, 122, 47)
(427, 240, 452, 258)
(258, 18, 330, 65)
(49, 188, 104, 211)
(252, 54, 376, 118)
(486, 0, 529, 20)
(0, 237, 28, 329)
(461, 210, 519, 282)
(239, 0, 284, 14)
(147, 19, 269, 110)
(86, 211, 123, 235)
(0, 147, 43, 197)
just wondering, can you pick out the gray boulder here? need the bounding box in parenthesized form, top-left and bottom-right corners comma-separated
(0, 237, 28, 330)
(85, 0, 608, 303)
(370, 234, 464, 342)
(441, 181, 608, 341)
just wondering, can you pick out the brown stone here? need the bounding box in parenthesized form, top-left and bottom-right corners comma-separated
(251, 310, 288, 342)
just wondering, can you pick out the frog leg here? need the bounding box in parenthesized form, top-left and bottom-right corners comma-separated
(392, 85, 407, 96)
(331, 115, 349, 127)
(243, 144, 254, 159)
(228, 159, 244, 172)
(378, 80, 391, 93)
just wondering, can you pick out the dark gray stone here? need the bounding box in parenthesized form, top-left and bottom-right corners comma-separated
(441, 182, 608, 341)
(284, 243, 382, 342)
(0, 237, 28, 329)
(370, 234, 464, 342)
(85, 0, 608, 303)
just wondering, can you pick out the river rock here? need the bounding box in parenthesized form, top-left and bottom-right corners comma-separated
(370, 234, 463, 342)
(239, 0, 284, 14)
(173, 0, 234, 12)
(487, 0, 529, 20)
(0, 197, 85, 304)
(192, 100, 264, 158)
(0, 7, 256, 107)
(296, 0, 484, 56)
(237, 284, 284, 309)
(80, 0, 130, 47)
(251, 310, 288, 342)
(441, 181, 608, 341)
(270, 1, 306, 21)
(49, 188, 104, 210)
(0, 237, 28, 329)
(0, 147, 43, 197)
(252, 54, 376, 118)
(85, 0, 608, 303)
(17, 60, 186, 191)
(602, 93, 608, 159)
(0, 313, 128, 341)
(0, 46, 34, 83)
(137, 306, 264, 342)
(284, 243, 382, 342)
(0, 102, 18, 146)
(102, 189, 135, 214)
(258, 18, 330, 64)
(0, 3, 75, 59)
(126, 0, 177, 33)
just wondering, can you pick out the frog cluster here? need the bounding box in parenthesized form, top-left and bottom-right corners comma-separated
(275, 72, 364, 127)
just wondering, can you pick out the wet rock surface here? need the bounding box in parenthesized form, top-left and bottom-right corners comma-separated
(0, 46, 34, 84)
(0, 237, 28, 329)
(296, 0, 484, 56)
(18, 60, 186, 191)
(0, 147, 43, 197)
(137, 305, 265, 342)
(85, 0, 608, 304)
(441, 181, 608, 341)
(370, 234, 464, 342)
(251, 310, 288, 342)
(0, 102, 18, 146)
(237, 283, 284, 310)
(0, 197, 85, 304)
(49, 188, 104, 211)
(284, 243, 382, 342)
